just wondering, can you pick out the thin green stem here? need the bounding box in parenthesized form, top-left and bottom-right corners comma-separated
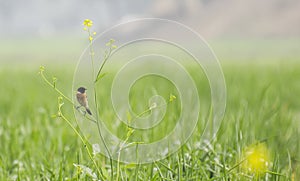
(60, 114, 105, 180)
(128, 101, 170, 128)
(265, 170, 286, 177)
(40, 71, 73, 104)
(95, 47, 112, 83)
(87, 28, 96, 81)
(87, 31, 114, 180)
(39, 70, 105, 180)
(227, 158, 247, 173)
(116, 130, 134, 181)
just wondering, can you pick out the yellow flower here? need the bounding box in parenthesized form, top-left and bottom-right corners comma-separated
(242, 143, 270, 174)
(111, 45, 117, 49)
(83, 19, 93, 27)
(89, 36, 93, 41)
(169, 94, 176, 102)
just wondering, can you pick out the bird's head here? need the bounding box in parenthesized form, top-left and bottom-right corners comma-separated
(77, 87, 87, 93)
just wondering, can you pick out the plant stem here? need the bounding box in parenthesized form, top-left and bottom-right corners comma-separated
(39, 70, 106, 180)
(87, 33, 114, 180)
(40, 72, 73, 104)
(116, 131, 132, 181)
(95, 47, 112, 83)
(60, 114, 105, 180)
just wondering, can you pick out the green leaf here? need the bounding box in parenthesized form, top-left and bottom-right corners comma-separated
(52, 76, 57, 88)
(39, 65, 45, 73)
(126, 111, 132, 123)
(126, 127, 134, 138)
(125, 163, 137, 169)
(111, 45, 117, 49)
(95, 72, 108, 83)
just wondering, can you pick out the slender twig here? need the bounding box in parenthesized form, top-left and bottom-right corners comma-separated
(116, 129, 135, 181)
(95, 47, 112, 83)
(60, 113, 105, 180)
(39, 71, 73, 104)
(86, 32, 114, 180)
(39, 69, 106, 180)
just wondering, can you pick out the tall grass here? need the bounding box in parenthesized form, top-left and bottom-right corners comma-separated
(0, 61, 299, 180)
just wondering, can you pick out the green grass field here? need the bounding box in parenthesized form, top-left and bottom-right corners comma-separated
(0, 39, 299, 180)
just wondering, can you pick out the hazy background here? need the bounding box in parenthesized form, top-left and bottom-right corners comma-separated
(0, 0, 300, 66)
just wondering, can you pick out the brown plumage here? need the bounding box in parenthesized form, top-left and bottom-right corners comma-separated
(76, 87, 92, 115)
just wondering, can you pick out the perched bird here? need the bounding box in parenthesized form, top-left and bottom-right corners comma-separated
(76, 87, 92, 115)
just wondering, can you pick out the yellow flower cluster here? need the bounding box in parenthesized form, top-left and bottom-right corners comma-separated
(242, 143, 270, 174)
(82, 19, 96, 42)
(169, 94, 176, 102)
(83, 19, 93, 27)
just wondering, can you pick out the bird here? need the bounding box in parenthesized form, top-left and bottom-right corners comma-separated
(76, 87, 92, 115)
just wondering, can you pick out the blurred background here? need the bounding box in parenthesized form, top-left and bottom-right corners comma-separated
(0, 0, 300, 67)
(1, 1, 300, 180)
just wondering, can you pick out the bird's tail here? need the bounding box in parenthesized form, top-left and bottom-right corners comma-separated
(86, 108, 92, 115)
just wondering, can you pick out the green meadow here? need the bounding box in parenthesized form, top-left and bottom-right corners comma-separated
(0, 38, 299, 180)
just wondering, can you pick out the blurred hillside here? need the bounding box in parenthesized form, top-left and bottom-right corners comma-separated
(0, 0, 299, 38)
(0, 0, 299, 66)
